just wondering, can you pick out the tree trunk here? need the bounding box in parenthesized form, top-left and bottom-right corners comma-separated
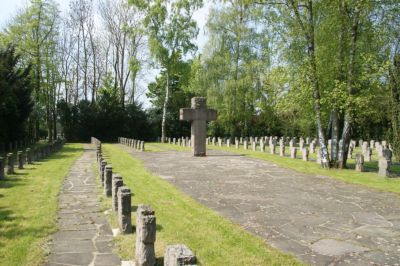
(390, 54, 400, 161)
(307, 0, 329, 167)
(338, 7, 359, 169)
(288, 0, 329, 167)
(161, 71, 169, 143)
(330, 110, 340, 166)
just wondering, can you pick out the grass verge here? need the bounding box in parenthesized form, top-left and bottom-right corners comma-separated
(100, 143, 302, 266)
(0, 143, 84, 266)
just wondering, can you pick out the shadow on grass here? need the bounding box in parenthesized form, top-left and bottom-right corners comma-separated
(0, 205, 53, 248)
(155, 257, 164, 266)
(0, 176, 25, 189)
(11, 172, 29, 176)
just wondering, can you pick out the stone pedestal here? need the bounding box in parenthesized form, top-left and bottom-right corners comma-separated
(26, 148, 32, 164)
(270, 144, 276, 155)
(0, 157, 4, 180)
(364, 148, 372, 162)
(135, 205, 156, 266)
(140, 141, 145, 152)
(101, 161, 107, 185)
(378, 158, 390, 177)
(243, 140, 248, 150)
(290, 147, 297, 159)
(118, 186, 132, 234)
(164, 244, 197, 266)
(302, 148, 309, 161)
(104, 165, 113, 197)
(280, 145, 285, 157)
(17, 151, 23, 169)
(112, 175, 123, 212)
(355, 154, 364, 172)
(7, 153, 13, 174)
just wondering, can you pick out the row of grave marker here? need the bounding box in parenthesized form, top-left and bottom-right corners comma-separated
(118, 137, 145, 151)
(92, 137, 197, 266)
(163, 136, 394, 177)
(0, 138, 39, 154)
(0, 139, 65, 180)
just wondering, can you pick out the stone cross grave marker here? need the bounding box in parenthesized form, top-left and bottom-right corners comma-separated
(180, 97, 217, 156)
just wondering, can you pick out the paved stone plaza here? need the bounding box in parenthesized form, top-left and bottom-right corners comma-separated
(128, 146, 400, 266)
(45, 146, 120, 266)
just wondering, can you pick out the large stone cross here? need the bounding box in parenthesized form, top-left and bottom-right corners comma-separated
(180, 97, 217, 156)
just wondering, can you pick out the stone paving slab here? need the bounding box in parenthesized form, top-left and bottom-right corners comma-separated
(44, 146, 120, 266)
(125, 145, 400, 266)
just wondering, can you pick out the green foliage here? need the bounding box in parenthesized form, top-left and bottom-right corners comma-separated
(0, 46, 34, 144)
(2, 0, 61, 141)
(146, 63, 193, 137)
(57, 76, 154, 142)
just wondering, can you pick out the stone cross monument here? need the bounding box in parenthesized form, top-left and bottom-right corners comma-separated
(180, 97, 217, 156)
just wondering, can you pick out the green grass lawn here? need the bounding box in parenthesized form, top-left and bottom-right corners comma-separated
(99, 144, 302, 266)
(0, 143, 83, 266)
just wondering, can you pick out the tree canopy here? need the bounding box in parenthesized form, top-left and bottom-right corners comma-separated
(1, 0, 399, 166)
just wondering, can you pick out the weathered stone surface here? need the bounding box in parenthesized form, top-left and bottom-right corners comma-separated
(130, 148, 400, 266)
(355, 154, 364, 172)
(290, 147, 297, 159)
(46, 146, 120, 266)
(26, 148, 32, 164)
(378, 157, 390, 177)
(279, 145, 285, 157)
(136, 205, 156, 266)
(302, 148, 309, 161)
(164, 244, 197, 266)
(100, 161, 107, 185)
(0, 157, 4, 180)
(118, 186, 132, 234)
(112, 175, 123, 212)
(270, 144, 276, 155)
(311, 239, 369, 256)
(104, 165, 112, 197)
(6, 153, 13, 174)
(17, 151, 23, 169)
(180, 97, 217, 156)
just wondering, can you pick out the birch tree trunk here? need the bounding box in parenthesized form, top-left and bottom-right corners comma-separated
(289, 0, 330, 167)
(339, 7, 360, 169)
(161, 71, 169, 143)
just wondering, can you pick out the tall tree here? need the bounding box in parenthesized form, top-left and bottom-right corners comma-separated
(130, 0, 203, 142)
(4, 0, 61, 141)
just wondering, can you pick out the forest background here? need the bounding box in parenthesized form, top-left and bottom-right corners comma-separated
(0, 0, 399, 168)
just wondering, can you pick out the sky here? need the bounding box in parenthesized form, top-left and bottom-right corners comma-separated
(0, 0, 210, 48)
(0, 0, 211, 107)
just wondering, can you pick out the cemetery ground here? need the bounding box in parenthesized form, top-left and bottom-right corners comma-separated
(123, 141, 400, 265)
(145, 142, 400, 195)
(100, 143, 301, 265)
(0, 144, 83, 265)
